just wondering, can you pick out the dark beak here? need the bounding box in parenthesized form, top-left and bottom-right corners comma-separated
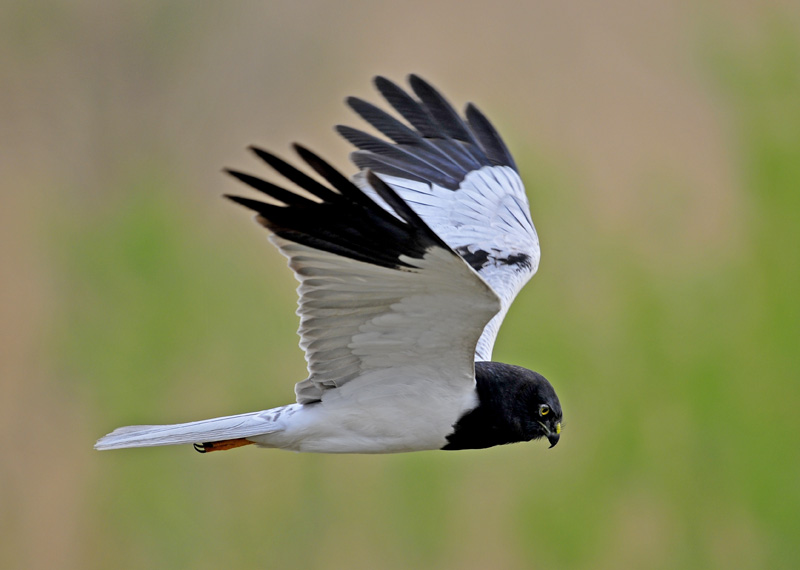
(538, 420, 562, 448)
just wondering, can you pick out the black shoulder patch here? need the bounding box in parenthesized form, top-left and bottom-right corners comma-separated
(498, 253, 532, 271)
(455, 247, 532, 273)
(455, 246, 491, 271)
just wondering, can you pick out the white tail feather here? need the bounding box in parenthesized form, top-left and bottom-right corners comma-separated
(94, 410, 280, 450)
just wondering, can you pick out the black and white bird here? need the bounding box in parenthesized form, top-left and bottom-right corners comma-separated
(95, 75, 563, 454)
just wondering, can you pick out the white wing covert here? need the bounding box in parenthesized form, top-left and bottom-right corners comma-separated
(338, 76, 539, 360)
(226, 145, 500, 405)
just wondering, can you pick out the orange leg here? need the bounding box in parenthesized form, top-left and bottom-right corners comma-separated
(193, 438, 255, 453)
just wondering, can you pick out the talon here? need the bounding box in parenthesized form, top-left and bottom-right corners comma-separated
(193, 438, 254, 453)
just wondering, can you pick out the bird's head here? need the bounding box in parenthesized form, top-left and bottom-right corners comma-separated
(520, 371, 562, 448)
(464, 362, 563, 450)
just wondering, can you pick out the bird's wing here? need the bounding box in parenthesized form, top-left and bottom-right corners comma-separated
(338, 75, 539, 360)
(226, 145, 501, 405)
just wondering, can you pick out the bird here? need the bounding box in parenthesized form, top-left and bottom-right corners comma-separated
(94, 75, 563, 455)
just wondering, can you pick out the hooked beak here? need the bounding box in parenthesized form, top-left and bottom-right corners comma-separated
(539, 420, 562, 448)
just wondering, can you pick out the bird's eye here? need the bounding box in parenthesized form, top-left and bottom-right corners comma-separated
(539, 404, 550, 416)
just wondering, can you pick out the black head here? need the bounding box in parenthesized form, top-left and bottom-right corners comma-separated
(442, 361, 563, 450)
(509, 366, 563, 448)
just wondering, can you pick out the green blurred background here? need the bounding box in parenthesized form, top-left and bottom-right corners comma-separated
(2, 1, 799, 568)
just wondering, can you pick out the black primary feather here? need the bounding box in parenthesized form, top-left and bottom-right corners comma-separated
(249, 146, 339, 202)
(465, 103, 517, 171)
(344, 95, 469, 177)
(225, 146, 449, 270)
(368, 77, 482, 182)
(339, 75, 518, 190)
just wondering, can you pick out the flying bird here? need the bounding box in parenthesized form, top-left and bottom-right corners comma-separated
(95, 75, 563, 454)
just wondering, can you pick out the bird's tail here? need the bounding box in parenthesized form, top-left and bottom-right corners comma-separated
(94, 410, 281, 451)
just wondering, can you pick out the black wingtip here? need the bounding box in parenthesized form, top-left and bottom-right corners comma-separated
(291, 142, 312, 157)
(226, 139, 456, 269)
(407, 74, 440, 101)
(407, 73, 426, 88)
(464, 102, 517, 171)
(224, 169, 268, 193)
(248, 145, 269, 159)
(224, 193, 264, 211)
(373, 75, 393, 88)
(224, 168, 249, 182)
(249, 145, 292, 171)
(291, 143, 363, 202)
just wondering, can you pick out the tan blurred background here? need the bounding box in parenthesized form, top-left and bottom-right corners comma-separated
(2, 1, 799, 569)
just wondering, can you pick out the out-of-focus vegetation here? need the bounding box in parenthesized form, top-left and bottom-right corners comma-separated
(2, 2, 798, 569)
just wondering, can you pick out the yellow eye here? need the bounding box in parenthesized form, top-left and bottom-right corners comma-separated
(539, 404, 550, 416)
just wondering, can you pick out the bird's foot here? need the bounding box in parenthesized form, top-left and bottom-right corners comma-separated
(193, 438, 255, 453)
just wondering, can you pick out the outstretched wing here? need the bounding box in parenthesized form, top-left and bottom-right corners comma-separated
(226, 145, 501, 405)
(338, 75, 539, 360)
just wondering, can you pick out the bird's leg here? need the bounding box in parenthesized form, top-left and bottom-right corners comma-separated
(193, 438, 255, 453)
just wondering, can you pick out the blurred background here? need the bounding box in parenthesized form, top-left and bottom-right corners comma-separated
(2, 1, 799, 568)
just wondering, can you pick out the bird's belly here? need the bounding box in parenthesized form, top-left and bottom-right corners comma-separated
(251, 384, 477, 454)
